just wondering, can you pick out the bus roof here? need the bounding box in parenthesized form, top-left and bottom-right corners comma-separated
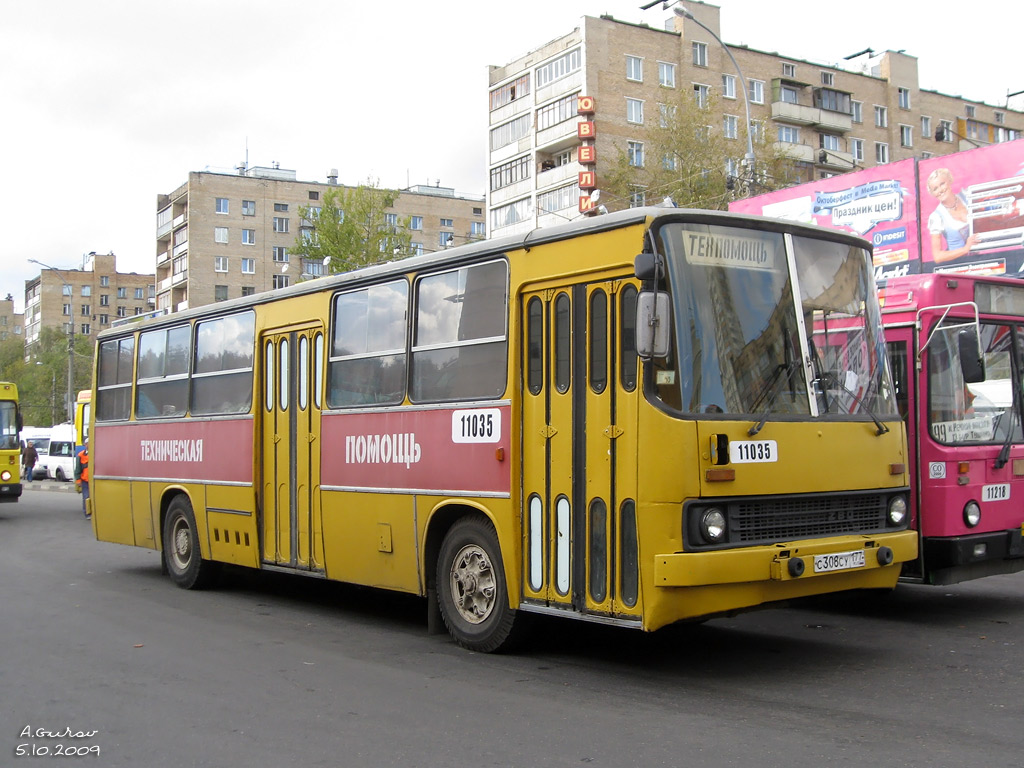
(97, 205, 872, 340)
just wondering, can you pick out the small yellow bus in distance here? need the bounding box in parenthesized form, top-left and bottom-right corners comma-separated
(0, 382, 23, 502)
(74, 389, 91, 450)
(89, 207, 917, 651)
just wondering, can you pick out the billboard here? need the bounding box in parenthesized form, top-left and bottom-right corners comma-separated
(730, 140, 1024, 280)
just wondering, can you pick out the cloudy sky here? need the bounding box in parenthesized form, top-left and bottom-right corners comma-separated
(3, 0, 1019, 312)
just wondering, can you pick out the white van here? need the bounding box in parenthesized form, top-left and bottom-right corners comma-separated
(41, 423, 76, 482)
(20, 427, 51, 480)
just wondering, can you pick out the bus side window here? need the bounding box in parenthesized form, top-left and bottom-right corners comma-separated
(886, 340, 910, 423)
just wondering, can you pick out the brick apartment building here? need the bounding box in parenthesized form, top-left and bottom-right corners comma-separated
(0, 295, 23, 343)
(486, 0, 1024, 237)
(156, 166, 487, 313)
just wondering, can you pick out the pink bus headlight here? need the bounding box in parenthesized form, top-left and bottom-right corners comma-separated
(963, 501, 982, 528)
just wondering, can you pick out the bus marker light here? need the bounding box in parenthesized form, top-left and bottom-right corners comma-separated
(495, 448, 505, 462)
(972, 543, 988, 559)
(958, 462, 970, 474)
(705, 468, 735, 482)
(889, 463, 905, 475)
(957, 476, 969, 486)
(1013, 459, 1024, 477)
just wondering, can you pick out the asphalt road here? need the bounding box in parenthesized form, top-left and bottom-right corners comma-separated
(3, 487, 1023, 767)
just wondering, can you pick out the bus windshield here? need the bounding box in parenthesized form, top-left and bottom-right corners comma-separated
(655, 221, 896, 419)
(0, 401, 18, 450)
(928, 321, 1024, 445)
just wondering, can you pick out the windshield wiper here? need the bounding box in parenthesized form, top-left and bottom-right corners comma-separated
(748, 361, 802, 436)
(814, 371, 890, 436)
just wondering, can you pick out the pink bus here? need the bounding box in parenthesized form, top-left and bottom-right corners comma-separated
(880, 273, 1024, 584)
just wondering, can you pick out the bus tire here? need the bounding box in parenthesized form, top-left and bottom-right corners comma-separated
(163, 495, 219, 590)
(436, 515, 520, 653)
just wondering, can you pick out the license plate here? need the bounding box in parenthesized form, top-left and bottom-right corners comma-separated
(814, 549, 866, 573)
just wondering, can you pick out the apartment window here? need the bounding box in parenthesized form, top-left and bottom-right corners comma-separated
(273, 217, 289, 233)
(81, 324, 90, 335)
(851, 100, 863, 123)
(995, 111, 1005, 124)
(721, 73, 736, 99)
(821, 71, 834, 86)
(308, 191, 319, 201)
(100, 294, 110, 307)
(215, 197, 229, 214)
(536, 48, 580, 88)
(820, 133, 840, 151)
(215, 285, 228, 302)
(134, 288, 144, 300)
(99, 314, 108, 326)
(274, 203, 289, 212)
(921, 151, 933, 159)
(440, 218, 453, 228)
(214, 226, 229, 243)
(410, 242, 424, 256)
(875, 142, 889, 164)
(242, 200, 255, 216)
(536, 93, 578, 130)
(658, 61, 675, 88)
(693, 84, 709, 108)
(489, 74, 530, 110)
(410, 215, 424, 230)
(100, 276, 109, 287)
(815, 88, 850, 114)
(900, 124, 913, 147)
(114, 287, 125, 299)
(81, 286, 91, 297)
(692, 41, 708, 67)
(921, 116, 932, 139)
(938, 119, 953, 142)
(626, 55, 643, 82)
(134, 307, 144, 316)
(627, 141, 644, 167)
(273, 246, 288, 262)
(241, 286, 255, 297)
(242, 229, 255, 245)
(965, 104, 976, 118)
(781, 86, 798, 104)
(537, 184, 580, 215)
(659, 103, 676, 128)
(851, 138, 865, 163)
(62, 304, 71, 315)
(782, 63, 796, 77)
(626, 98, 644, 124)
(629, 187, 646, 208)
(778, 126, 800, 144)
(470, 221, 485, 237)
(214, 256, 228, 273)
(242, 258, 255, 274)
(723, 114, 738, 139)
(874, 105, 888, 127)
(62, 284, 72, 296)
(898, 87, 911, 109)
(116, 306, 127, 317)
(383, 213, 398, 231)
(555, 149, 572, 165)
(272, 275, 289, 290)
(489, 114, 530, 151)
(749, 79, 764, 104)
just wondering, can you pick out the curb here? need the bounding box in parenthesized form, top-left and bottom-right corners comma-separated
(22, 481, 78, 494)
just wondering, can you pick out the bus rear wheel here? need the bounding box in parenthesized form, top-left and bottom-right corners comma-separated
(162, 495, 219, 589)
(436, 515, 520, 652)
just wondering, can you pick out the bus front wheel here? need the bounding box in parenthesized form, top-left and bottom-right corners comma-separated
(436, 515, 520, 653)
(162, 495, 219, 590)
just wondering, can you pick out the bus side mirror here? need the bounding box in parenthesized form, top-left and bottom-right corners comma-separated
(958, 329, 985, 383)
(636, 290, 671, 360)
(634, 252, 664, 282)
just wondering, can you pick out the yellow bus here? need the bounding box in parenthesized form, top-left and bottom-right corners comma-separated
(89, 207, 917, 651)
(1, 382, 23, 502)
(74, 389, 91, 450)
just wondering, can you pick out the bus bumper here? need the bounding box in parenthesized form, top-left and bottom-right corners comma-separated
(918, 527, 1024, 585)
(654, 530, 918, 588)
(0, 482, 23, 501)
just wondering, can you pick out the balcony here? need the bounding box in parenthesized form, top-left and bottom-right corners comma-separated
(157, 250, 170, 265)
(817, 149, 856, 170)
(537, 161, 579, 189)
(772, 101, 852, 133)
(773, 141, 815, 164)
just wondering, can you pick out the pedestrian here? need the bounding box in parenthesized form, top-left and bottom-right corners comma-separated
(74, 439, 90, 520)
(22, 440, 38, 484)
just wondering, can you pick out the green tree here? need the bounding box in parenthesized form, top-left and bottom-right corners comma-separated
(600, 90, 802, 211)
(290, 180, 413, 275)
(0, 327, 93, 427)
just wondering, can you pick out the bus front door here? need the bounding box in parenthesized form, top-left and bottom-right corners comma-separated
(260, 326, 325, 573)
(521, 281, 641, 621)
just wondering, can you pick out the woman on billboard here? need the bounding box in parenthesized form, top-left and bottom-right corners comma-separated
(926, 167, 980, 263)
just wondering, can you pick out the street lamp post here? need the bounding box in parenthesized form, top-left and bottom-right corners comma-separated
(28, 259, 75, 423)
(671, 4, 757, 192)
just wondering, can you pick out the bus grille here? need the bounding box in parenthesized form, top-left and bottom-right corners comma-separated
(732, 494, 887, 542)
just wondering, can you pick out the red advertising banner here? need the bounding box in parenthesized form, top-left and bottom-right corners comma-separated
(730, 159, 920, 281)
(730, 141, 1024, 281)
(918, 142, 1024, 276)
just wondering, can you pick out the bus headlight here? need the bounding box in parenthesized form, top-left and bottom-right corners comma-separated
(887, 495, 908, 526)
(700, 508, 727, 544)
(963, 501, 981, 528)
(0, 470, 10, 481)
